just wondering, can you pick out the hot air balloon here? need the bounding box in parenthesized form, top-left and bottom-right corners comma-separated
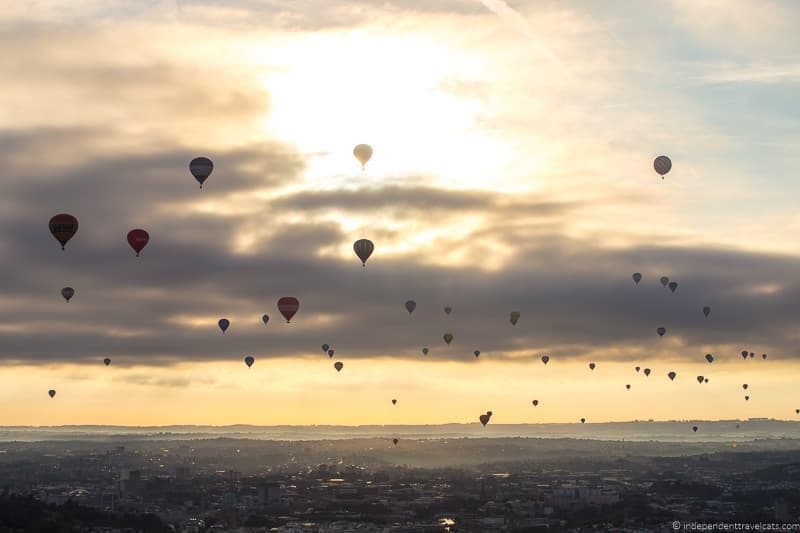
(657, 327, 666, 337)
(626, 384, 631, 390)
(749, 352, 755, 359)
(392, 438, 399, 445)
(704, 378, 709, 383)
(632, 272, 642, 284)
(744, 395, 750, 401)
(741, 350, 748, 360)
(589, 363, 596, 370)
(580, 418, 586, 424)
(353, 144, 373, 170)
(660, 276, 669, 287)
(422, 347, 429, 355)
(322, 344, 330, 353)
(510, 311, 520, 326)
(126, 229, 149, 257)
(218, 318, 230, 333)
(328, 349, 335, 358)
(61, 287, 74, 302)
(532, 400, 539, 406)
(654, 155, 672, 178)
(692, 426, 698, 433)
(644, 368, 651, 376)
(443, 333, 453, 345)
(703, 306, 711, 318)
(742, 384, 748, 390)
(668, 371, 676, 381)
(244, 355, 254, 368)
(697, 375, 704, 384)
(103, 358, 111, 367)
(353, 239, 374, 266)
(49, 214, 79, 250)
(795, 409, 799, 414)
(668, 281, 678, 293)
(392, 399, 397, 405)
(189, 156, 214, 188)
(334, 361, 343, 372)
(541, 355, 550, 365)
(762, 353, 767, 360)
(48, 389, 56, 398)
(705, 354, 714, 363)
(262, 314, 269, 325)
(474, 350, 480, 358)
(479, 414, 490, 427)
(278, 297, 299, 322)
(635, 366, 641, 373)
(405, 300, 416, 314)
(444, 306, 452, 315)
(486, 411, 493, 417)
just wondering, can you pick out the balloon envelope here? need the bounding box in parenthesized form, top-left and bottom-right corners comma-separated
(353, 144, 373, 168)
(49, 214, 79, 250)
(705, 354, 714, 363)
(644, 368, 651, 376)
(479, 414, 490, 427)
(392, 399, 397, 405)
(668, 281, 678, 293)
(703, 306, 711, 318)
(635, 366, 640, 372)
(541, 355, 550, 365)
(632, 272, 642, 284)
(392, 438, 398, 445)
(127, 229, 149, 256)
(657, 327, 666, 337)
(697, 376, 704, 384)
(218, 318, 230, 333)
(444, 306, 452, 315)
(580, 418, 586, 424)
(61, 287, 74, 302)
(327, 349, 334, 358)
(510, 311, 520, 325)
(474, 350, 480, 358)
(244, 355, 254, 368)
(668, 371, 676, 381)
(189, 157, 214, 187)
(654, 155, 672, 177)
(443, 333, 453, 345)
(405, 300, 416, 314)
(322, 344, 330, 353)
(262, 314, 270, 325)
(334, 361, 343, 372)
(278, 297, 300, 322)
(660, 276, 669, 287)
(532, 400, 539, 406)
(103, 358, 111, 367)
(48, 390, 56, 398)
(693, 426, 698, 432)
(353, 239, 374, 266)
(422, 347, 428, 355)
(626, 384, 631, 390)
(589, 363, 595, 370)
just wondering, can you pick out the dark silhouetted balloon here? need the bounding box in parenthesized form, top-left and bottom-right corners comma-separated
(353, 144, 373, 169)
(742, 384, 748, 390)
(277, 297, 299, 322)
(705, 354, 714, 363)
(745, 395, 750, 401)
(644, 368, 651, 376)
(589, 363, 596, 370)
(189, 157, 214, 188)
(510, 311, 520, 326)
(741, 350, 748, 359)
(668, 281, 678, 293)
(703, 306, 711, 318)
(127, 229, 149, 257)
(626, 384, 631, 390)
(541, 355, 550, 365)
(218, 318, 230, 333)
(704, 378, 709, 383)
(322, 344, 330, 353)
(654, 155, 672, 178)
(697, 376, 704, 384)
(61, 287, 75, 302)
(660, 276, 669, 287)
(422, 347, 429, 355)
(668, 371, 676, 381)
(635, 366, 640, 372)
(392, 399, 397, 405)
(796, 409, 799, 414)
(334, 361, 343, 372)
(443, 333, 453, 345)
(244, 355, 254, 368)
(48, 389, 56, 398)
(405, 300, 416, 314)
(328, 349, 334, 358)
(49, 214, 78, 250)
(532, 400, 539, 406)
(632, 272, 642, 284)
(486, 411, 492, 417)
(444, 306, 452, 315)
(749, 352, 755, 358)
(479, 414, 490, 426)
(580, 418, 586, 424)
(103, 358, 111, 367)
(262, 314, 269, 325)
(657, 327, 666, 337)
(692, 426, 698, 433)
(353, 239, 374, 266)
(762, 353, 767, 360)
(392, 438, 398, 445)
(474, 350, 480, 358)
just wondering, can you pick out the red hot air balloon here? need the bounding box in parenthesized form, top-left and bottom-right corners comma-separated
(49, 214, 78, 250)
(127, 229, 149, 257)
(278, 297, 300, 322)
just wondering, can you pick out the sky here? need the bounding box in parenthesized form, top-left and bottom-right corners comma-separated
(1, 0, 800, 426)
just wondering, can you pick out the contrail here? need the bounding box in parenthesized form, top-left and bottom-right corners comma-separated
(477, 0, 564, 69)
